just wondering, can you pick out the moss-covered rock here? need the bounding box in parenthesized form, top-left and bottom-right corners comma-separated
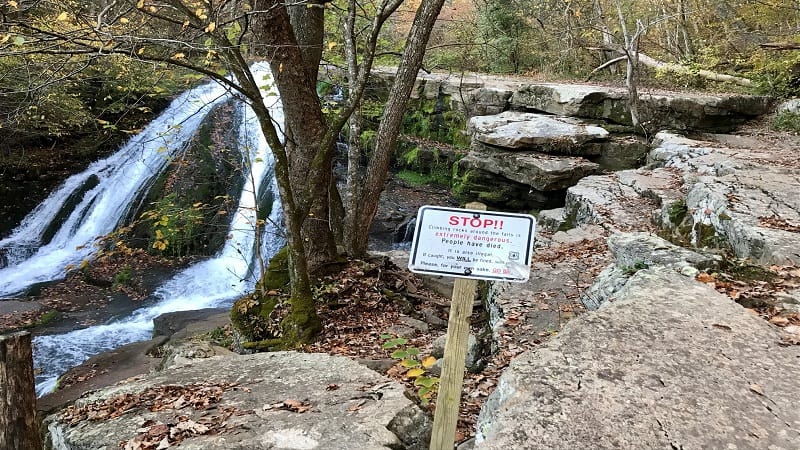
(257, 246, 290, 292)
(230, 292, 281, 344)
(126, 101, 245, 256)
(230, 246, 293, 347)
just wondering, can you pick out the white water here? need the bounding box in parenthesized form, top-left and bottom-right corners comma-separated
(0, 81, 232, 296)
(0, 63, 285, 395)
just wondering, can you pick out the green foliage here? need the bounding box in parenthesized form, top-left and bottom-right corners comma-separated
(231, 292, 281, 343)
(396, 168, 451, 187)
(33, 310, 61, 327)
(113, 265, 133, 288)
(0, 53, 188, 146)
(622, 260, 649, 275)
(401, 97, 468, 148)
(773, 111, 800, 132)
(140, 194, 205, 257)
(208, 326, 233, 349)
(381, 334, 439, 405)
(476, 0, 538, 73)
(668, 199, 688, 225)
(257, 246, 291, 292)
(747, 51, 800, 98)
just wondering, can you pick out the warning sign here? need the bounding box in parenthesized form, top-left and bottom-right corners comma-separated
(407, 205, 536, 282)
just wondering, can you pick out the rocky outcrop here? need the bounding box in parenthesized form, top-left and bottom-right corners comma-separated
(45, 351, 431, 450)
(454, 112, 609, 210)
(510, 83, 772, 132)
(650, 132, 800, 265)
(460, 142, 601, 192)
(476, 267, 800, 449)
(581, 232, 720, 309)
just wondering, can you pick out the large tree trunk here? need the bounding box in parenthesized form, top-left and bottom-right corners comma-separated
(285, 0, 338, 272)
(249, 0, 333, 344)
(344, 0, 448, 256)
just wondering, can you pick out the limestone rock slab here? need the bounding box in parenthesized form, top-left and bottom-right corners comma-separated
(511, 84, 771, 132)
(45, 352, 431, 450)
(468, 112, 608, 154)
(458, 142, 600, 192)
(581, 232, 720, 309)
(476, 268, 800, 449)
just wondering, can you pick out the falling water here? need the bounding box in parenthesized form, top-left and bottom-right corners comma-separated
(0, 63, 285, 395)
(0, 80, 232, 296)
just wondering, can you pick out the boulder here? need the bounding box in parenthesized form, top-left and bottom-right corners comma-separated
(458, 142, 600, 193)
(592, 135, 649, 171)
(564, 167, 685, 232)
(430, 333, 483, 373)
(468, 112, 609, 154)
(643, 132, 800, 264)
(45, 352, 431, 450)
(476, 268, 800, 449)
(453, 87, 514, 117)
(152, 308, 229, 338)
(686, 170, 800, 265)
(510, 84, 771, 132)
(536, 208, 567, 232)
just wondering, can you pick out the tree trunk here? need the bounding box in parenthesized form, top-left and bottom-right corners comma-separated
(344, 0, 447, 256)
(252, 0, 337, 276)
(760, 42, 800, 50)
(284, 0, 338, 271)
(287, 0, 325, 86)
(249, 0, 332, 343)
(630, 50, 753, 86)
(0, 332, 42, 450)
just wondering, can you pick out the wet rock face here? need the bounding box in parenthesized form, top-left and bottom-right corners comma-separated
(476, 267, 800, 449)
(45, 352, 432, 450)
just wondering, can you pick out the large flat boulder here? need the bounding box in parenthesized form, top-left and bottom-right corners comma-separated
(580, 232, 720, 309)
(476, 267, 800, 449)
(510, 84, 771, 132)
(564, 168, 684, 232)
(468, 111, 609, 154)
(458, 142, 600, 193)
(45, 352, 431, 450)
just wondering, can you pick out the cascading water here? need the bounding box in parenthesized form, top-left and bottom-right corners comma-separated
(0, 80, 232, 295)
(0, 63, 285, 395)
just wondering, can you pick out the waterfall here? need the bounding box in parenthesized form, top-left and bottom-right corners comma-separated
(0, 80, 231, 296)
(0, 63, 285, 395)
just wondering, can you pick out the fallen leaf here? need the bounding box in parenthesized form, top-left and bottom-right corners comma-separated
(696, 272, 715, 283)
(769, 316, 790, 326)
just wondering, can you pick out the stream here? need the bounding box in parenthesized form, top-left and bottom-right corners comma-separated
(0, 63, 284, 395)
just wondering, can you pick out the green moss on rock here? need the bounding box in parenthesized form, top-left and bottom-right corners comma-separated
(230, 293, 281, 343)
(258, 246, 290, 292)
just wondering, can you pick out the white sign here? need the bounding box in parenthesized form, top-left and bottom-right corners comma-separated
(408, 205, 536, 282)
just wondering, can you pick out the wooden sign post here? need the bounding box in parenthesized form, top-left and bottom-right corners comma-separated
(0, 331, 43, 450)
(407, 202, 536, 449)
(429, 257, 480, 449)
